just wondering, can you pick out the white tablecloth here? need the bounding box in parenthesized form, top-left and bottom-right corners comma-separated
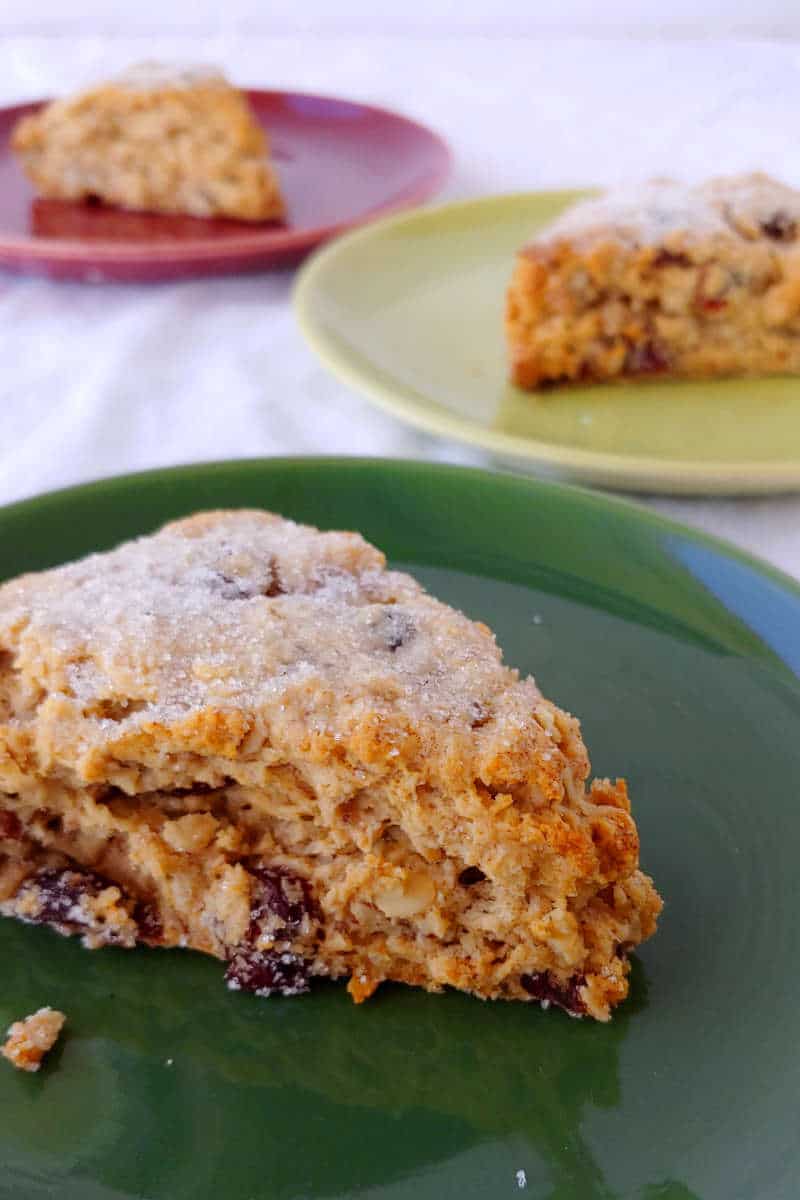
(2, 33, 800, 579)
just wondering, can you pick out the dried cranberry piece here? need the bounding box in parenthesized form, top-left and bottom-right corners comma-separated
(652, 249, 691, 267)
(22, 866, 143, 946)
(0, 810, 22, 839)
(225, 866, 319, 1000)
(134, 900, 163, 943)
(247, 866, 314, 939)
(32, 866, 112, 926)
(225, 948, 310, 997)
(458, 866, 487, 886)
(469, 702, 490, 729)
(625, 341, 669, 375)
(215, 556, 285, 601)
(263, 558, 285, 598)
(380, 609, 415, 652)
(761, 211, 797, 241)
(520, 971, 587, 1016)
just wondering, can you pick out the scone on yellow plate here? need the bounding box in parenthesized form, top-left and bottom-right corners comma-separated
(507, 173, 800, 388)
(11, 63, 285, 222)
(0, 511, 661, 1021)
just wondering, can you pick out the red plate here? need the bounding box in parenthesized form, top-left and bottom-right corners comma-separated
(0, 90, 451, 282)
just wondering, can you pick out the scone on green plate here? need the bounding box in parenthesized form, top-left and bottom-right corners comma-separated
(0, 510, 661, 1020)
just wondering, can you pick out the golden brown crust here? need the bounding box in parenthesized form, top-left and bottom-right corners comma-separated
(0, 510, 662, 1020)
(11, 64, 284, 222)
(506, 173, 800, 388)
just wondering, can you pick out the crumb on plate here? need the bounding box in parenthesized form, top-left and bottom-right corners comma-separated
(1, 1007, 66, 1072)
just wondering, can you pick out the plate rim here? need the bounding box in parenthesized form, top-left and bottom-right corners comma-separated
(293, 191, 800, 496)
(3, 454, 799, 608)
(0, 89, 452, 265)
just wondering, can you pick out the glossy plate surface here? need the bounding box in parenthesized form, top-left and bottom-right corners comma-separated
(1, 457, 800, 1200)
(294, 193, 800, 494)
(0, 92, 450, 281)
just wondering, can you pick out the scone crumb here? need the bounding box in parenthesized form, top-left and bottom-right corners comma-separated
(1, 1007, 66, 1072)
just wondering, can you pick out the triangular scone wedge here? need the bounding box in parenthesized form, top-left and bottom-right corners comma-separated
(12, 64, 284, 222)
(506, 173, 800, 387)
(0, 510, 661, 1020)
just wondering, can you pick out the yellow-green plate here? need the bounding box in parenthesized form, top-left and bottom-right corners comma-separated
(294, 192, 800, 495)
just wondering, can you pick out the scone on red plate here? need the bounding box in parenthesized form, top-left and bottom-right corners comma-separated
(0, 511, 661, 1021)
(11, 63, 285, 222)
(506, 173, 800, 388)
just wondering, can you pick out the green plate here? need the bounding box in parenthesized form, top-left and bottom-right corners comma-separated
(2, 457, 800, 1200)
(294, 193, 800, 496)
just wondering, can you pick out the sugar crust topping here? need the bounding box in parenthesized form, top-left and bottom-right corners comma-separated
(0, 510, 534, 738)
(528, 173, 800, 248)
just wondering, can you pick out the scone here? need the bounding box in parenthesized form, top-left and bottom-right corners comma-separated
(0, 511, 661, 1021)
(507, 173, 800, 387)
(11, 63, 285, 222)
